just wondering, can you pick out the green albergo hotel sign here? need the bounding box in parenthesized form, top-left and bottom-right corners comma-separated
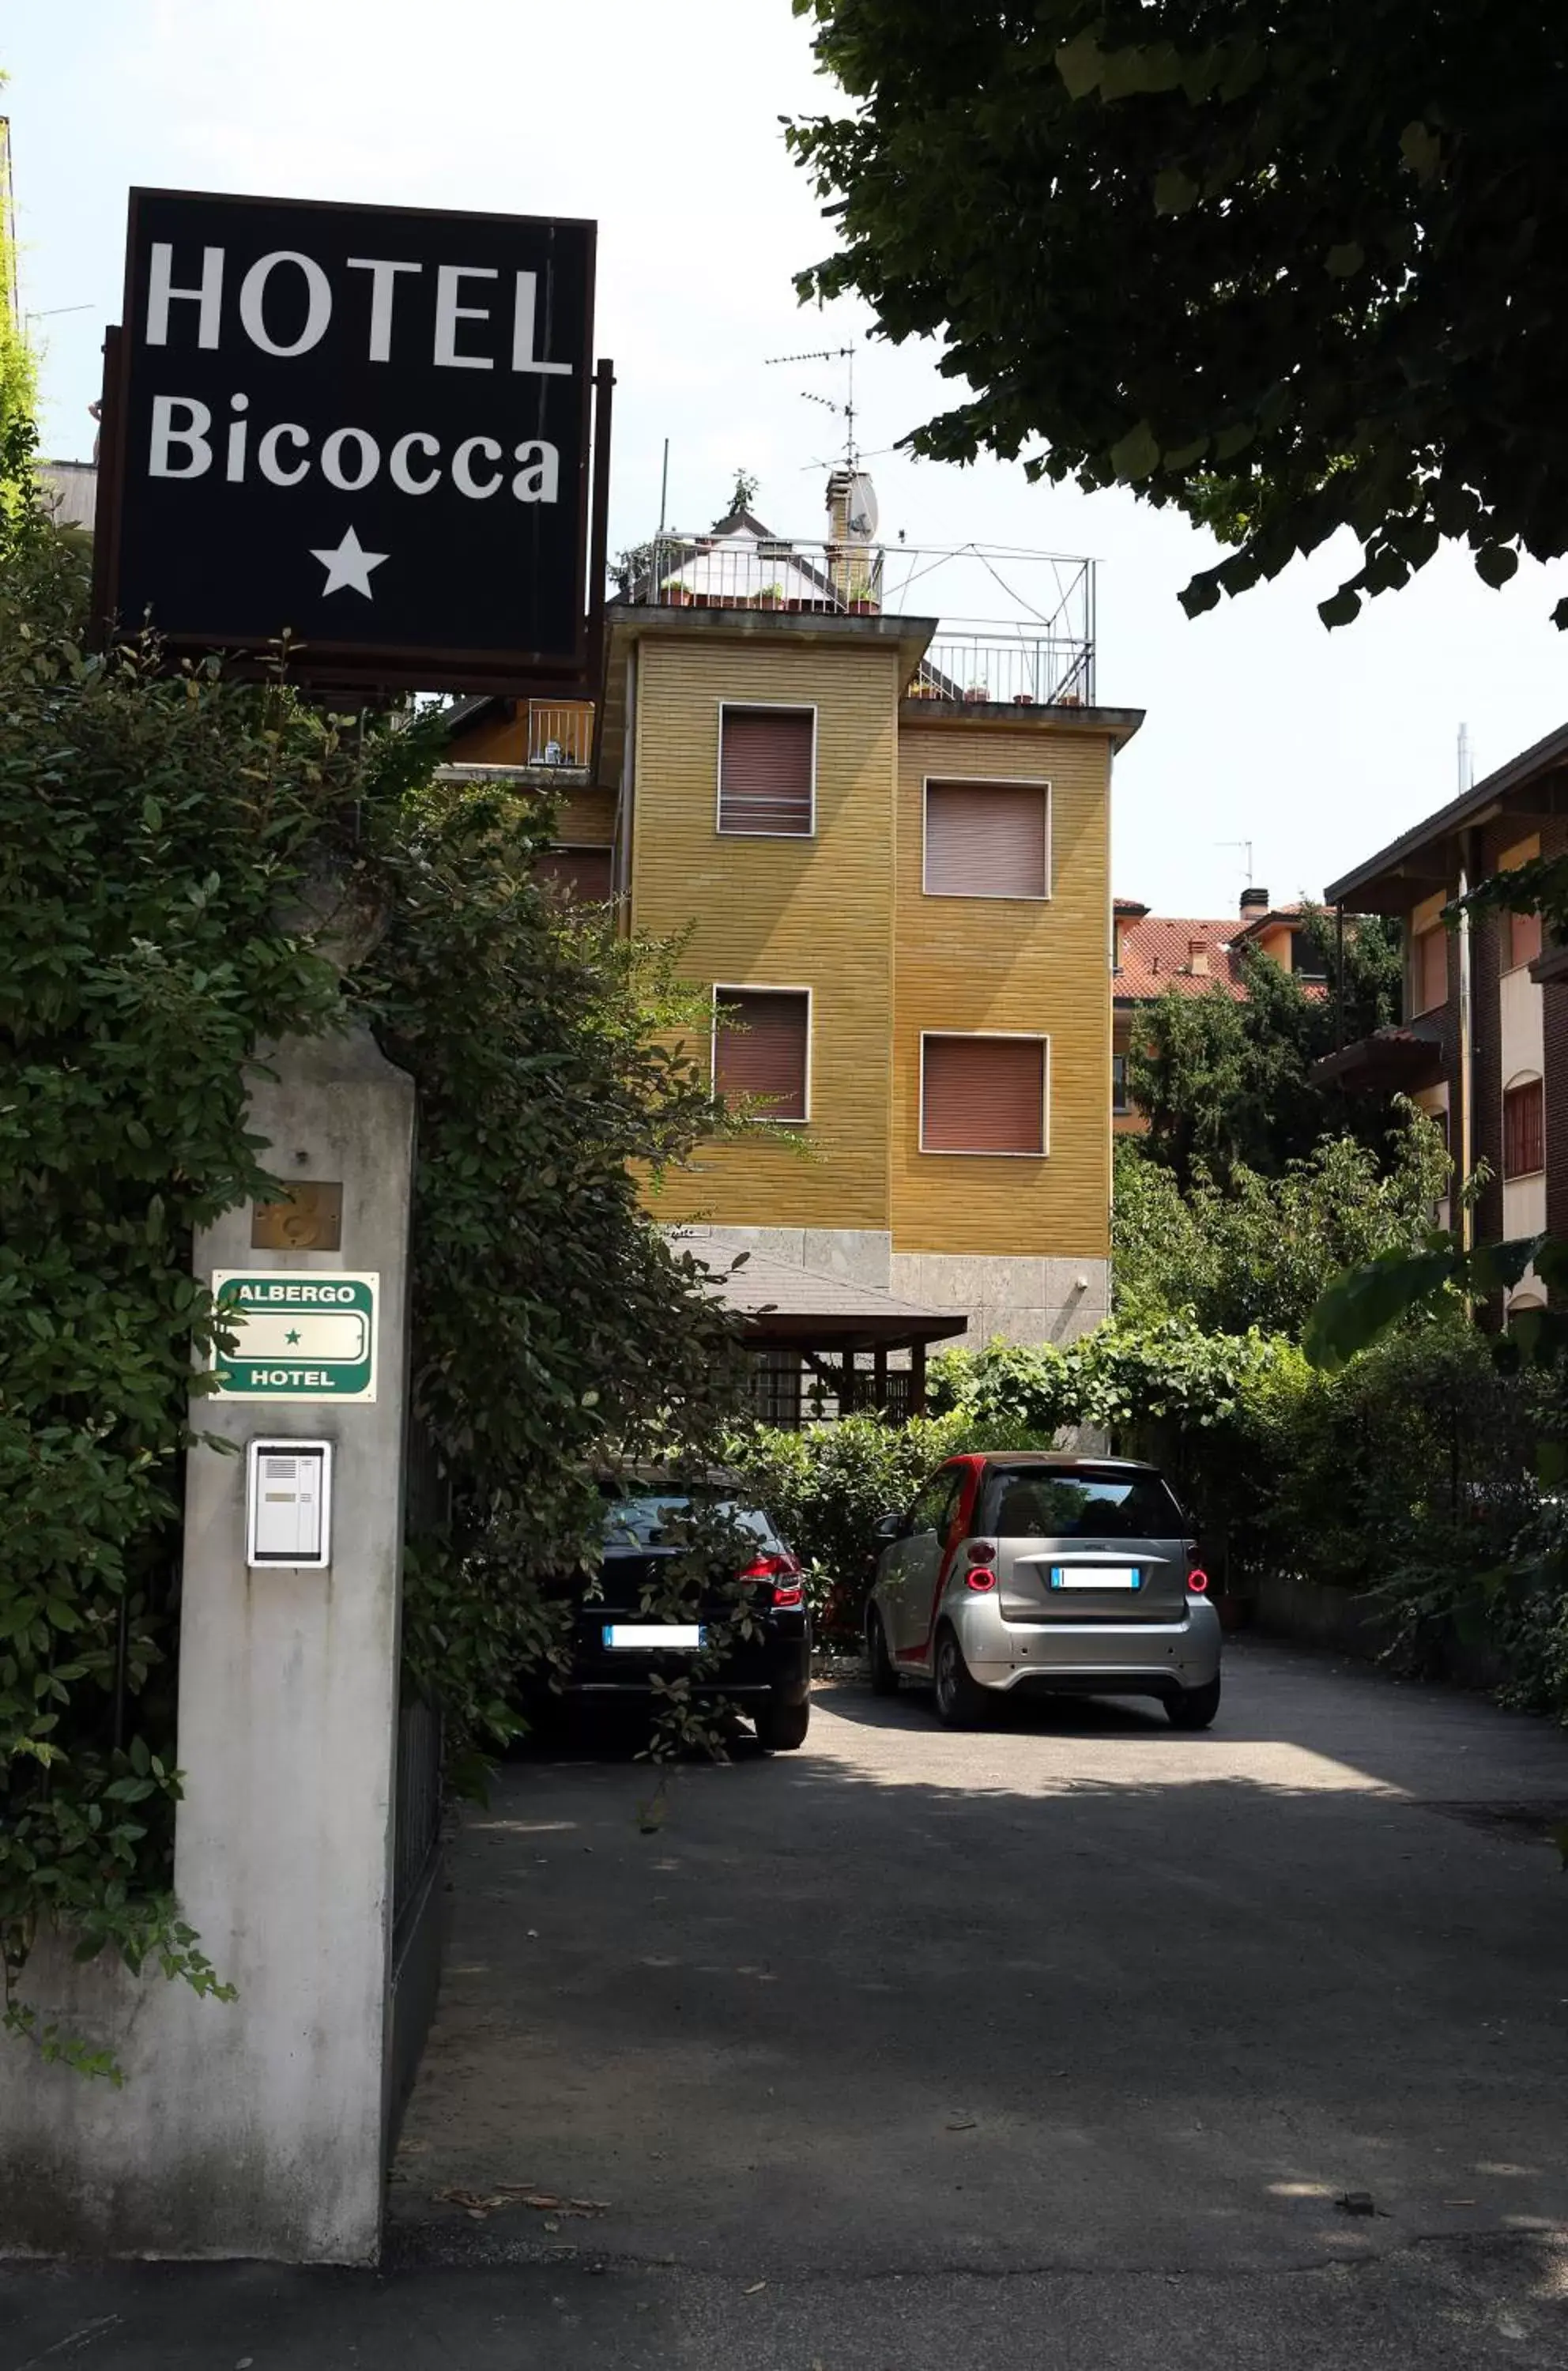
(209, 1271, 379, 1401)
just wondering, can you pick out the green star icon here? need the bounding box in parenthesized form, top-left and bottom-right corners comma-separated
(285, 1328, 301, 1345)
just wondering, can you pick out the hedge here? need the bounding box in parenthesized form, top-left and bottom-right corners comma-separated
(725, 1315, 1555, 1683)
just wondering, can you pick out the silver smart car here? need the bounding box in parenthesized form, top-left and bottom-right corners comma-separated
(865, 1452, 1222, 1730)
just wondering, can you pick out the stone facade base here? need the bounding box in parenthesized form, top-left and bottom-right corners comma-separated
(888, 1252, 1108, 1348)
(673, 1226, 1109, 1348)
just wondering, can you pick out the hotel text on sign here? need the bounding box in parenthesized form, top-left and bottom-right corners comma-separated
(210, 1271, 379, 1402)
(103, 190, 596, 688)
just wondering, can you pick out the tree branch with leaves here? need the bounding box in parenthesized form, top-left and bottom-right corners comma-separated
(788, 0, 1568, 628)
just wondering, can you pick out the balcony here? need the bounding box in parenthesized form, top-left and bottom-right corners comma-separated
(526, 699, 594, 767)
(623, 530, 1096, 707)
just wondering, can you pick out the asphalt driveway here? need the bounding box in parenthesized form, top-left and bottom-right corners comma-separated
(6, 1638, 1568, 2366)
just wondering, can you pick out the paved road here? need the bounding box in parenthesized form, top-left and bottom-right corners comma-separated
(6, 1640, 1568, 2366)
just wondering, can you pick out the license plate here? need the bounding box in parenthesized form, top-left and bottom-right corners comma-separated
(602, 1623, 706, 1649)
(1050, 1567, 1140, 1590)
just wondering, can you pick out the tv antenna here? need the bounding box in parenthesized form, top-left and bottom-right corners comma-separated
(764, 345, 860, 471)
(1217, 839, 1257, 886)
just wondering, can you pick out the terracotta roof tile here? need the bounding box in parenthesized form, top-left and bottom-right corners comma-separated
(1114, 912, 1327, 1003)
(1115, 917, 1250, 1001)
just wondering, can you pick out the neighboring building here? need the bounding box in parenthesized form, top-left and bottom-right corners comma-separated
(445, 484, 1143, 1396)
(1317, 722, 1568, 1311)
(1112, 887, 1327, 1133)
(38, 458, 98, 533)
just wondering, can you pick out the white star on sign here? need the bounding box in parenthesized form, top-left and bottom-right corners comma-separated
(310, 525, 388, 599)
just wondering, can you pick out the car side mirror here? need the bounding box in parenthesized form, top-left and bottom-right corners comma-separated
(873, 1511, 905, 1543)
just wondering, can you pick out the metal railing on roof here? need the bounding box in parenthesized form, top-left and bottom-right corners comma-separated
(914, 624, 1094, 709)
(622, 531, 1096, 706)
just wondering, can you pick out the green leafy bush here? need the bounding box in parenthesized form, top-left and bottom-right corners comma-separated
(1, 516, 371, 2051)
(366, 775, 748, 1791)
(729, 1305, 1556, 1702)
(722, 1413, 967, 1642)
(2, 488, 748, 2058)
(1113, 1115, 1450, 1337)
(1121, 917, 1405, 1186)
(724, 1402, 1065, 1643)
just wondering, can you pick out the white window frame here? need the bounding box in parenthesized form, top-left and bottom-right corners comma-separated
(711, 982, 814, 1125)
(918, 1029, 1050, 1158)
(715, 700, 819, 839)
(921, 775, 1053, 901)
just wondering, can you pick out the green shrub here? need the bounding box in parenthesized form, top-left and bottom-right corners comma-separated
(723, 1414, 965, 1643)
(729, 1311, 1559, 1694)
(1113, 1115, 1450, 1336)
(931, 1315, 1540, 1621)
(1, 485, 748, 2062)
(723, 1404, 1062, 1644)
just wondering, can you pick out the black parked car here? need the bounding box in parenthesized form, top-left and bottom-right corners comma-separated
(545, 1481, 812, 1750)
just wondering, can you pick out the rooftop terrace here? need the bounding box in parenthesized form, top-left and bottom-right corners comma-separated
(623, 524, 1098, 709)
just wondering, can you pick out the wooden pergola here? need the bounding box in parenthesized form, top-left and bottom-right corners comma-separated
(692, 1242, 969, 1419)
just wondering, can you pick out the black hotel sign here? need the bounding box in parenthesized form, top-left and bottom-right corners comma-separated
(99, 189, 596, 691)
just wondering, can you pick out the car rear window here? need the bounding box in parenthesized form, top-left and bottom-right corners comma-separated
(601, 1496, 778, 1550)
(981, 1467, 1185, 1540)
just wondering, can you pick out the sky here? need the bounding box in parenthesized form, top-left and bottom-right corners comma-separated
(6, 0, 1566, 914)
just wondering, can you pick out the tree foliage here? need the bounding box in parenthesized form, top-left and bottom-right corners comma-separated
(1114, 1111, 1450, 1336)
(2, 487, 748, 2061)
(1, 515, 371, 2064)
(366, 777, 748, 1794)
(787, 1, 1568, 628)
(1126, 910, 1403, 1184)
(0, 107, 38, 518)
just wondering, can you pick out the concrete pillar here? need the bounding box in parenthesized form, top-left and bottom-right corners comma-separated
(0, 1026, 415, 2264)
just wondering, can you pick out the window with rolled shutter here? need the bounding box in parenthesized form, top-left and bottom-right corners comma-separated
(534, 846, 613, 903)
(1415, 925, 1448, 1014)
(718, 707, 815, 835)
(1504, 1077, 1544, 1178)
(1509, 907, 1543, 971)
(921, 1035, 1046, 1154)
(924, 780, 1050, 898)
(714, 989, 809, 1121)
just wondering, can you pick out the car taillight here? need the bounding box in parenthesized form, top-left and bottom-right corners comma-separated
(1187, 1568, 1209, 1594)
(964, 1567, 998, 1592)
(740, 1551, 804, 1608)
(966, 1540, 996, 1564)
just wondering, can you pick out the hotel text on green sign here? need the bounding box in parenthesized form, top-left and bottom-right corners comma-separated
(210, 1271, 379, 1402)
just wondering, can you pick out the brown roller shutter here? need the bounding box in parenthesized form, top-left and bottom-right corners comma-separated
(1510, 908, 1543, 972)
(922, 1035, 1046, 1153)
(535, 846, 613, 902)
(1504, 1079, 1544, 1178)
(925, 781, 1049, 897)
(1416, 925, 1448, 1013)
(714, 989, 809, 1121)
(719, 708, 814, 835)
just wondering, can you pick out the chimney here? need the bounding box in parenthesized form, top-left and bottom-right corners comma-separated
(824, 466, 877, 605)
(1239, 885, 1269, 918)
(825, 467, 854, 547)
(1185, 937, 1209, 976)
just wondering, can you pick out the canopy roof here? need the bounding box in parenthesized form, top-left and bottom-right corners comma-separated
(690, 1240, 968, 1352)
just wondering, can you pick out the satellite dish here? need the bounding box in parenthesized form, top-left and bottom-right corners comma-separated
(846, 471, 879, 538)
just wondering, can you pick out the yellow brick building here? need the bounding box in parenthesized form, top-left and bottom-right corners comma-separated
(446, 508, 1141, 1370)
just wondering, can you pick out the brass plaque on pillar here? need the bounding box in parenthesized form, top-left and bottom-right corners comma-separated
(251, 1181, 344, 1252)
